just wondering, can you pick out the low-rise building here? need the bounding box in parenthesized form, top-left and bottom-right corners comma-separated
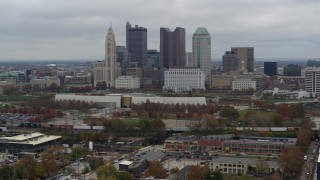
(163, 68, 205, 92)
(232, 79, 256, 91)
(210, 75, 233, 89)
(115, 76, 140, 89)
(210, 157, 279, 175)
(0, 132, 62, 154)
(30, 76, 60, 89)
(64, 74, 92, 89)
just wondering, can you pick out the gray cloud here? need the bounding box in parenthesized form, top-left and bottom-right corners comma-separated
(0, 0, 319, 60)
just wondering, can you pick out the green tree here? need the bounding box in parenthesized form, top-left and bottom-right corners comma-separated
(116, 171, 133, 180)
(88, 156, 101, 170)
(144, 161, 168, 179)
(219, 105, 240, 120)
(255, 159, 268, 175)
(96, 164, 118, 180)
(71, 146, 84, 161)
(0, 165, 14, 180)
(204, 170, 223, 180)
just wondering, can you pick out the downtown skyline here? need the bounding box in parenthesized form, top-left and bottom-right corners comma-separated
(0, 0, 320, 60)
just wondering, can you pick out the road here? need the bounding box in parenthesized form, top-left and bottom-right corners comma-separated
(299, 142, 317, 180)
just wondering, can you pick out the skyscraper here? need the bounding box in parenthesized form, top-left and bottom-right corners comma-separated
(223, 51, 239, 73)
(116, 46, 129, 76)
(160, 27, 186, 69)
(231, 47, 254, 73)
(185, 52, 193, 67)
(192, 27, 211, 81)
(126, 22, 147, 67)
(105, 26, 117, 87)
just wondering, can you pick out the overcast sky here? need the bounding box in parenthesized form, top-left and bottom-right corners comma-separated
(1, 0, 320, 61)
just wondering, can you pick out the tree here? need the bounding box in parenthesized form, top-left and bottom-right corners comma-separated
(0, 165, 14, 179)
(219, 105, 240, 120)
(255, 159, 268, 176)
(96, 164, 118, 180)
(278, 145, 304, 178)
(48, 83, 60, 92)
(296, 127, 313, 151)
(170, 167, 179, 174)
(41, 146, 63, 177)
(71, 146, 84, 161)
(15, 155, 42, 179)
(204, 170, 223, 180)
(144, 161, 168, 179)
(116, 171, 133, 180)
(88, 156, 101, 170)
(202, 114, 219, 131)
(187, 165, 209, 180)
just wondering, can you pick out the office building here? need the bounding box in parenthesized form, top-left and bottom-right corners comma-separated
(231, 47, 254, 73)
(305, 67, 320, 97)
(64, 74, 92, 89)
(223, 51, 239, 73)
(126, 22, 147, 67)
(116, 46, 129, 76)
(232, 79, 256, 91)
(163, 68, 205, 92)
(192, 27, 211, 82)
(283, 64, 301, 76)
(211, 75, 233, 89)
(264, 62, 277, 76)
(115, 76, 140, 89)
(185, 52, 193, 67)
(93, 60, 106, 86)
(0, 132, 61, 154)
(210, 157, 279, 175)
(147, 49, 160, 67)
(105, 26, 118, 87)
(160, 27, 186, 69)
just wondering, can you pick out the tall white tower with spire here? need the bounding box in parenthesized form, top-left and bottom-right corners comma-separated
(105, 26, 116, 87)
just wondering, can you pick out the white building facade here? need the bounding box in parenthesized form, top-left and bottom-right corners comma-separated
(232, 79, 256, 91)
(115, 76, 140, 89)
(305, 67, 320, 97)
(163, 68, 205, 92)
(192, 27, 211, 83)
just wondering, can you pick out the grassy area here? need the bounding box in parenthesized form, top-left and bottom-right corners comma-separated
(0, 95, 40, 102)
(238, 109, 275, 122)
(223, 174, 259, 180)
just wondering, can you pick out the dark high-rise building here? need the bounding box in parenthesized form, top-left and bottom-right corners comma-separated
(160, 27, 186, 69)
(126, 22, 147, 68)
(116, 46, 129, 75)
(283, 64, 301, 76)
(231, 47, 254, 73)
(147, 49, 160, 67)
(264, 62, 277, 76)
(222, 51, 239, 72)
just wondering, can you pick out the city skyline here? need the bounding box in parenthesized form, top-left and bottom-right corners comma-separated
(0, 0, 320, 60)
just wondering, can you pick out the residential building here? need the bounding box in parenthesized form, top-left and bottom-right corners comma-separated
(105, 26, 118, 87)
(93, 60, 106, 86)
(231, 47, 254, 73)
(115, 76, 140, 89)
(160, 27, 186, 69)
(264, 62, 277, 76)
(192, 27, 211, 82)
(0, 132, 61, 154)
(210, 157, 279, 175)
(116, 46, 129, 75)
(163, 68, 205, 92)
(232, 79, 256, 91)
(126, 22, 147, 67)
(283, 64, 301, 76)
(305, 67, 320, 97)
(223, 51, 239, 73)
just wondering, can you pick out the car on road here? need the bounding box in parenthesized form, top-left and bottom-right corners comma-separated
(304, 155, 308, 161)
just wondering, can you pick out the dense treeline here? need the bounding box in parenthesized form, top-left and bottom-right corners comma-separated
(27, 98, 99, 111)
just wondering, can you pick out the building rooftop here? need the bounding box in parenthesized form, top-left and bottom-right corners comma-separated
(194, 27, 210, 35)
(119, 160, 133, 166)
(0, 132, 61, 145)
